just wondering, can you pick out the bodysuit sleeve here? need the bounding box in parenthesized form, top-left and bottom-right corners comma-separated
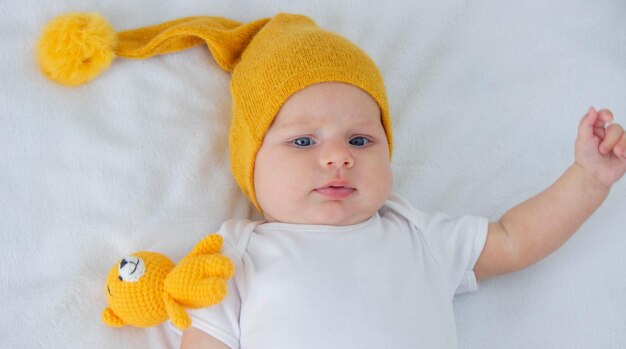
(418, 212, 488, 294)
(385, 193, 489, 295)
(185, 240, 242, 348)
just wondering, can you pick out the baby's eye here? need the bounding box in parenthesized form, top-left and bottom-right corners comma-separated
(292, 137, 315, 147)
(349, 136, 370, 147)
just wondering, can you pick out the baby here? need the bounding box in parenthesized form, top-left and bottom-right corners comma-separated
(38, 11, 626, 349)
(181, 86, 625, 349)
(177, 15, 626, 348)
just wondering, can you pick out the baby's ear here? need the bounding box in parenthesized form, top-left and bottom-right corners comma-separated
(102, 307, 125, 327)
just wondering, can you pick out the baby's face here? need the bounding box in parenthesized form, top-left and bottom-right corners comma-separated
(254, 82, 392, 226)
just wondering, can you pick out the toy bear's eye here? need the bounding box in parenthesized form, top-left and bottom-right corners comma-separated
(118, 256, 146, 282)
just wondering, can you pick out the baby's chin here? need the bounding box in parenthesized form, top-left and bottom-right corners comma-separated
(263, 205, 378, 226)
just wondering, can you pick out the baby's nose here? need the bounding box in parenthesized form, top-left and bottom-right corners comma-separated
(321, 142, 354, 168)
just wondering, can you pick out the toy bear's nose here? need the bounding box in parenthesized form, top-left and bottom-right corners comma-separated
(118, 255, 145, 282)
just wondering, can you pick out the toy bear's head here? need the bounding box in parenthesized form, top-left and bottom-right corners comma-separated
(102, 251, 175, 327)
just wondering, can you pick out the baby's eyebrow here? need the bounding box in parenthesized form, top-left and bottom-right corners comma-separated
(276, 118, 380, 130)
(274, 119, 313, 129)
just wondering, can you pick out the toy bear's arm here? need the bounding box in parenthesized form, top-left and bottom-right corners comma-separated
(164, 293, 191, 330)
(165, 254, 234, 308)
(188, 234, 224, 257)
(102, 307, 126, 327)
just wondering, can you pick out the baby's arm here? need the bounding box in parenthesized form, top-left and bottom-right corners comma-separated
(180, 327, 230, 349)
(474, 107, 626, 280)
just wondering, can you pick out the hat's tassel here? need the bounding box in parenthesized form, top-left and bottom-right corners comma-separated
(37, 12, 270, 86)
(37, 13, 118, 86)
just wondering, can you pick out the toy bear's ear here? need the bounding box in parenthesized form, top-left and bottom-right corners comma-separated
(163, 293, 191, 330)
(102, 307, 126, 327)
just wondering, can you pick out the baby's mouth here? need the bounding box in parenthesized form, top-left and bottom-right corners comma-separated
(314, 186, 356, 199)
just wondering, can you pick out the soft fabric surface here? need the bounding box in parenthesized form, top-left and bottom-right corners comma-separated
(2, 0, 625, 348)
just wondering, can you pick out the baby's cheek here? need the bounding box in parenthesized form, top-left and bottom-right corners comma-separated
(368, 163, 393, 199)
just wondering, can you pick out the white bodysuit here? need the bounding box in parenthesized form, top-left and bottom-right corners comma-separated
(177, 193, 488, 348)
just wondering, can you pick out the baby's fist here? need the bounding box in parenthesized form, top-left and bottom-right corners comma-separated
(575, 107, 626, 188)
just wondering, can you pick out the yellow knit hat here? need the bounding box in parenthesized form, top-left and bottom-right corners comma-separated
(37, 12, 393, 212)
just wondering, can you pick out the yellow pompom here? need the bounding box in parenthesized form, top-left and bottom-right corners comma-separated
(37, 13, 117, 86)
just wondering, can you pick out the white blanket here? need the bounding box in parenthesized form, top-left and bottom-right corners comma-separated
(2, 0, 625, 348)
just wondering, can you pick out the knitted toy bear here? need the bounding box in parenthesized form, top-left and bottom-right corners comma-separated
(102, 234, 234, 330)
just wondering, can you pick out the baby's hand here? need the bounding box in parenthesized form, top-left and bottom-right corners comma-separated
(575, 107, 626, 189)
